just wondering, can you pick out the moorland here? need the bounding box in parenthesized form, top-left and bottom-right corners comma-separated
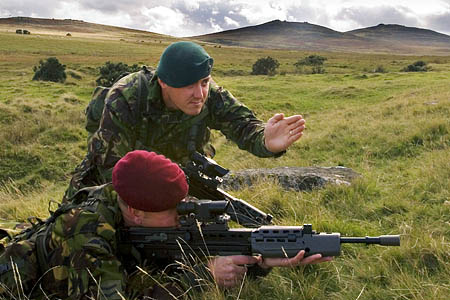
(0, 18, 449, 299)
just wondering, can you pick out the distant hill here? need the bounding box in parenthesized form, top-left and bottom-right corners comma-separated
(193, 20, 450, 55)
(0, 16, 173, 41)
(2, 17, 450, 55)
(348, 23, 450, 44)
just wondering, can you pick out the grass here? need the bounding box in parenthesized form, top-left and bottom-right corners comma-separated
(0, 29, 449, 299)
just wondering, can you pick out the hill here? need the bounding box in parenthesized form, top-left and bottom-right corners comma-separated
(2, 17, 450, 55)
(0, 16, 174, 42)
(193, 20, 450, 55)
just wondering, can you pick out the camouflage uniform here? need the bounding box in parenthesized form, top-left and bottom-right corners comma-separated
(66, 72, 281, 199)
(0, 184, 211, 299)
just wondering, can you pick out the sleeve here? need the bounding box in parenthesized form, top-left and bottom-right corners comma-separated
(75, 236, 127, 299)
(45, 232, 129, 299)
(208, 86, 283, 158)
(88, 76, 143, 178)
(46, 207, 132, 299)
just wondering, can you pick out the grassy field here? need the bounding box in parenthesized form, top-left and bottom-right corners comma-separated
(0, 30, 449, 299)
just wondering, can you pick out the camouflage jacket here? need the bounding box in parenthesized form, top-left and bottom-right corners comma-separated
(0, 185, 211, 299)
(67, 72, 281, 198)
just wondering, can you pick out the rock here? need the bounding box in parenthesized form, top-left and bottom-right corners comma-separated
(220, 166, 360, 192)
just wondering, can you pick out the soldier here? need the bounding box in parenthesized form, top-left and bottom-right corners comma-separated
(65, 41, 306, 200)
(0, 151, 330, 299)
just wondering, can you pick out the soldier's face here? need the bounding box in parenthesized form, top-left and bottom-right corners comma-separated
(159, 76, 211, 116)
(139, 207, 179, 228)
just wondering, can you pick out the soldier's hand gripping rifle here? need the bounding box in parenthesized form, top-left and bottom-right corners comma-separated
(118, 199, 400, 261)
(181, 151, 273, 227)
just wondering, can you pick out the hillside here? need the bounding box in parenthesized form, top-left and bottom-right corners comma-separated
(349, 23, 450, 44)
(0, 16, 174, 42)
(2, 17, 450, 55)
(193, 20, 450, 55)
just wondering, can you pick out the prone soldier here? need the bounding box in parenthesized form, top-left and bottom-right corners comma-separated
(0, 151, 330, 299)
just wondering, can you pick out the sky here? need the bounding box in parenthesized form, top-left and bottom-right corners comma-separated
(1, 0, 450, 37)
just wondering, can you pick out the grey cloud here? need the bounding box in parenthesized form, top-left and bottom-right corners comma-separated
(286, 4, 330, 27)
(76, 0, 161, 14)
(0, 0, 60, 18)
(426, 12, 450, 35)
(335, 6, 421, 29)
(169, 1, 252, 36)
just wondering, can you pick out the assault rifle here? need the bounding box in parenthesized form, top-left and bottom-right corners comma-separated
(118, 199, 400, 260)
(181, 151, 273, 227)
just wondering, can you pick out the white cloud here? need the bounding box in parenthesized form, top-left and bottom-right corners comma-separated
(52, 2, 133, 28)
(141, 6, 186, 36)
(207, 17, 223, 33)
(224, 16, 239, 27)
(238, 2, 289, 24)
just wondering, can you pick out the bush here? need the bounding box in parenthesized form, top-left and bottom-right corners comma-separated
(32, 57, 66, 83)
(294, 55, 327, 74)
(251, 56, 280, 75)
(402, 61, 431, 72)
(96, 61, 140, 87)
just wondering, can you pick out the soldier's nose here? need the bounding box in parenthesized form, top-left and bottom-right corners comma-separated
(193, 83, 203, 99)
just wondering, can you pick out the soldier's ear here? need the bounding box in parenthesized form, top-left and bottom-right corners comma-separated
(158, 78, 168, 89)
(128, 206, 143, 225)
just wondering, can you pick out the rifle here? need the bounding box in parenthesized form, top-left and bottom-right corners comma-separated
(181, 151, 273, 227)
(118, 199, 400, 260)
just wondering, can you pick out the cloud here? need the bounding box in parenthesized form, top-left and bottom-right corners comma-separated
(333, 5, 422, 32)
(0, 0, 60, 18)
(141, 6, 186, 36)
(166, 1, 250, 36)
(224, 16, 239, 27)
(285, 3, 328, 26)
(0, 0, 449, 36)
(426, 12, 450, 34)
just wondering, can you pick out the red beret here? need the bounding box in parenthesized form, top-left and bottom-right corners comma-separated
(112, 150, 188, 212)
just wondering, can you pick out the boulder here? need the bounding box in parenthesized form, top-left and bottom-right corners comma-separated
(220, 166, 360, 192)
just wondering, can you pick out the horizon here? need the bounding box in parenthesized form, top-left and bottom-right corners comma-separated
(3, 15, 450, 39)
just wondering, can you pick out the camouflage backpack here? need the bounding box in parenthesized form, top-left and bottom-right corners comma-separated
(84, 66, 154, 141)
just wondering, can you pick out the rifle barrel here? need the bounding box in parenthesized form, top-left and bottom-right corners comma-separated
(340, 235, 400, 246)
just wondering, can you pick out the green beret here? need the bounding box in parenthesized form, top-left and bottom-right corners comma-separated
(156, 41, 214, 88)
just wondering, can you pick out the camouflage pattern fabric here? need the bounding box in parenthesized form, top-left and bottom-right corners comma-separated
(0, 185, 214, 299)
(65, 72, 279, 200)
(0, 185, 126, 299)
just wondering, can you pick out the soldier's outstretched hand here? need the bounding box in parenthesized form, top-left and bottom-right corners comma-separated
(264, 113, 306, 153)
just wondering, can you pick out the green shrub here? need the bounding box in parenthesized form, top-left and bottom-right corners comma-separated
(251, 56, 280, 75)
(32, 57, 66, 83)
(402, 60, 431, 72)
(96, 61, 140, 87)
(295, 55, 327, 74)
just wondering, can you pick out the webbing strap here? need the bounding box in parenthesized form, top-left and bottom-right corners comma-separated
(35, 225, 51, 275)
